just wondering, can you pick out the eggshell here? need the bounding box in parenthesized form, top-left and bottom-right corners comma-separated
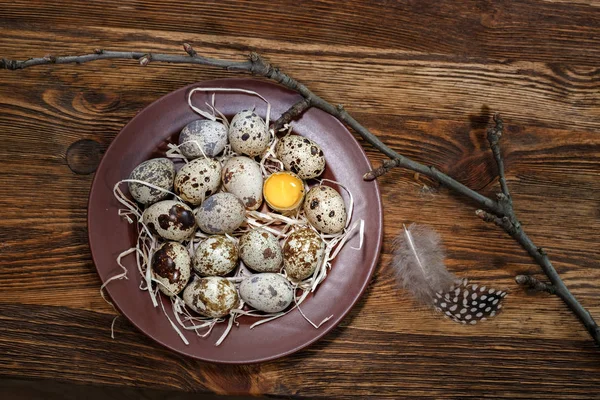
(174, 158, 222, 205)
(262, 171, 305, 213)
(222, 156, 263, 210)
(142, 200, 196, 241)
(193, 236, 239, 276)
(275, 135, 325, 179)
(183, 277, 239, 318)
(239, 229, 283, 273)
(303, 185, 347, 234)
(179, 119, 228, 158)
(283, 228, 325, 281)
(194, 192, 246, 234)
(228, 109, 270, 156)
(151, 242, 191, 296)
(128, 158, 175, 205)
(239, 273, 294, 313)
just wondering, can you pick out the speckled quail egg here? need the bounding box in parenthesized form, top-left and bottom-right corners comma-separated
(283, 227, 326, 282)
(239, 273, 294, 313)
(151, 242, 191, 296)
(194, 192, 246, 234)
(183, 276, 239, 318)
(179, 119, 228, 159)
(193, 236, 239, 276)
(142, 200, 196, 241)
(128, 158, 175, 205)
(303, 185, 347, 234)
(239, 229, 283, 273)
(228, 109, 270, 156)
(174, 158, 221, 205)
(275, 135, 325, 180)
(222, 156, 263, 210)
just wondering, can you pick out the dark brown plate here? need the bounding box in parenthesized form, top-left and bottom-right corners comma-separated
(88, 78, 383, 363)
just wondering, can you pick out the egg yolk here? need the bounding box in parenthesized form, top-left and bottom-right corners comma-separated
(263, 172, 304, 210)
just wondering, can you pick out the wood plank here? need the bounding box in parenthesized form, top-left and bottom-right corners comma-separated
(1, 0, 599, 65)
(0, 378, 264, 400)
(0, 304, 598, 398)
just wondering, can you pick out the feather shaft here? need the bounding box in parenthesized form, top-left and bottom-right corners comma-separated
(403, 224, 426, 277)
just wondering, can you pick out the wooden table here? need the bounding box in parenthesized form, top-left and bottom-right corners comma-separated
(1, 1, 599, 398)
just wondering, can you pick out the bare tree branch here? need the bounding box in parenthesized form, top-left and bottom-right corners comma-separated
(478, 130, 600, 345)
(2, 44, 598, 346)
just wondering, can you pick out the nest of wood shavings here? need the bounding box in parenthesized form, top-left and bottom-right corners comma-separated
(104, 88, 364, 346)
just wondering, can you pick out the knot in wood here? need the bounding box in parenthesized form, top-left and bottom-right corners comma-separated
(66, 139, 104, 175)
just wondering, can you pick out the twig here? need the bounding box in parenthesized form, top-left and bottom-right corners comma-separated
(3, 44, 598, 346)
(0, 49, 254, 71)
(363, 159, 401, 180)
(477, 130, 600, 345)
(513, 230, 600, 343)
(366, 114, 511, 200)
(183, 43, 197, 57)
(516, 275, 556, 294)
(475, 209, 519, 236)
(272, 98, 311, 132)
(487, 114, 510, 198)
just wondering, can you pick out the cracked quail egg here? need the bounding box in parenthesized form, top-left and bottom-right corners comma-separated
(304, 185, 347, 234)
(239, 273, 294, 313)
(228, 109, 270, 156)
(276, 135, 325, 180)
(283, 227, 325, 282)
(179, 119, 228, 158)
(239, 228, 283, 273)
(263, 171, 305, 213)
(128, 158, 175, 205)
(193, 236, 239, 276)
(151, 241, 191, 296)
(174, 157, 221, 205)
(183, 276, 239, 318)
(142, 200, 196, 241)
(222, 156, 263, 210)
(194, 192, 246, 234)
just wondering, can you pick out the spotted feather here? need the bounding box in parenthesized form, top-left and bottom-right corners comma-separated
(433, 279, 507, 324)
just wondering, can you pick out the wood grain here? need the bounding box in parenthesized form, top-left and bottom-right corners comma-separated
(0, 0, 599, 398)
(0, 378, 261, 400)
